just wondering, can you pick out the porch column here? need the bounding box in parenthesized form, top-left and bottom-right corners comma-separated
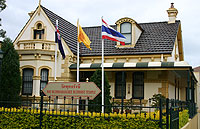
(191, 79, 194, 103)
(187, 71, 190, 101)
(121, 71, 125, 114)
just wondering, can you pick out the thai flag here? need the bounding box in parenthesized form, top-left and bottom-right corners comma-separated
(55, 25, 65, 59)
(102, 19, 126, 45)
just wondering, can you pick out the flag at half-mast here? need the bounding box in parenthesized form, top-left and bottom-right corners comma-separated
(77, 23, 92, 50)
(102, 19, 126, 45)
(55, 25, 65, 59)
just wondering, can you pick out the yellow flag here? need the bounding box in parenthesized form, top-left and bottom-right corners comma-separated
(77, 23, 92, 50)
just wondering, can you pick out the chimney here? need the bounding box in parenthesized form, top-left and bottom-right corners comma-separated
(167, 3, 178, 24)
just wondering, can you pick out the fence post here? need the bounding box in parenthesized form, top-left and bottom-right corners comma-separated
(72, 97, 74, 112)
(39, 91, 44, 129)
(86, 97, 89, 112)
(166, 98, 169, 129)
(121, 71, 125, 114)
(159, 98, 162, 129)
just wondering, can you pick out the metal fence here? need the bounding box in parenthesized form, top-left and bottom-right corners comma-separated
(0, 95, 197, 129)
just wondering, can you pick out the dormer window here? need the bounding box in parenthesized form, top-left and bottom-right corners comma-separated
(115, 17, 143, 48)
(33, 22, 45, 39)
(121, 22, 132, 45)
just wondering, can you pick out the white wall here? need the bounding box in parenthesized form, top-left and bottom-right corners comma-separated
(19, 10, 55, 41)
(144, 83, 162, 100)
(168, 84, 175, 99)
(134, 25, 142, 44)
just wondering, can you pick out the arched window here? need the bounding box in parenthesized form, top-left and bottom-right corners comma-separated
(34, 23, 44, 39)
(22, 68, 33, 95)
(121, 22, 132, 45)
(37, 23, 42, 29)
(132, 72, 144, 99)
(40, 69, 49, 96)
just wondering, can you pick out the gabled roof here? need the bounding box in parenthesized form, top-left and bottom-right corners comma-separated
(41, 5, 180, 56)
(41, 5, 77, 54)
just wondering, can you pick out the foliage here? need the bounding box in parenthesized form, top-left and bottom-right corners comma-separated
(0, 108, 160, 129)
(0, 0, 6, 38)
(0, 38, 21, 105)
(179, 110, 189, 128)
(89, 70, 112, 113)
(0, 107, 190, 129)
(151, 94, 166, 107)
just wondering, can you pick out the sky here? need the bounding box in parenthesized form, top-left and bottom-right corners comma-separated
(1, 0, 200, 68)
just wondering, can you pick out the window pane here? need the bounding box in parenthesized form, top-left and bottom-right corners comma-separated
(34, 29, 44, 39)
(41, 82, 47, 90)
(115, 72, 126, 99)
(133, 72, 144, 99)
(121, 23, 131, 33)
(40, 69, 49, 92)
(23, 68, 33, 95)
(123, 34, 131, 44)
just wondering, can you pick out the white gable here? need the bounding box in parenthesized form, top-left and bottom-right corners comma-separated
(16, 9, 55, 41)
(14, 7, 72, 56)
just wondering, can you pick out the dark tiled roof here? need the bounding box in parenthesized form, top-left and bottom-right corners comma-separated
(41, 5, 180, 56)
(41, 5, 77, 54)
(81, 21, 180, 56)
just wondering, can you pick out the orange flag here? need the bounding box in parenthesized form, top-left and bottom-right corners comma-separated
(77, 21, 92, 50)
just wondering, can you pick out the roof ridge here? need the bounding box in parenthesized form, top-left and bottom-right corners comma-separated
(41, 5, 78, 55)
(40, 5, 76, 28)
(138, 20, 180, 25)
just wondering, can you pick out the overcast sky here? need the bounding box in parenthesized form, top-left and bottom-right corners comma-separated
(1, 0, 200, 68)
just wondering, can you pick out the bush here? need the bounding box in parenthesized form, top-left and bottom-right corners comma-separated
(89, 70, 112, 113)
(0, 107, 161, 129)
(151, 94, 166, 107)
(0, 38, 21, 106)
(179, 110, 189, 128)
(0, 112, 160, 129)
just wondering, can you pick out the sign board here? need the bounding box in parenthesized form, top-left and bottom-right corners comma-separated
(42, 82, 101, 100)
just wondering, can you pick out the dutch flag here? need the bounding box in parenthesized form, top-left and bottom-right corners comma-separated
(102, 19, 126, 45)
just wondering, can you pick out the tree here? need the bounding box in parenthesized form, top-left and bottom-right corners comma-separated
(89, 70, 112, 113)
(0, 38, 21, 105)
(0, 0, 6, 38)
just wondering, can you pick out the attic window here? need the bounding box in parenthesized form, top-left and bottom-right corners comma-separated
(37, 23, 42, 29)
(121, 22, 132, 45)
(34, 23, 44, 39)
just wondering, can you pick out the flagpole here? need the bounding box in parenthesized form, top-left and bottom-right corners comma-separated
(101, 16, 104, 113)
(54, 20, 58, 81)
(77, 19, 80, 113)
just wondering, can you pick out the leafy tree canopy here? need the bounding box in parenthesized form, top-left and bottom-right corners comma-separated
(0, 38, 21, 104)
(0, 0, 6, 38)
(89, 70, 112, 113)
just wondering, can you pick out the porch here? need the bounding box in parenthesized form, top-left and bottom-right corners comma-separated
(70, 61, 197, 103)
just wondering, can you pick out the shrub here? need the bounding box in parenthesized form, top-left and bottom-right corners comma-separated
(0, 38, 21, 106)
(151, 94, 166, 108)
(0, 107, 161, 129)
(179, 110, 189, 128)
(89, 70, 112, 113)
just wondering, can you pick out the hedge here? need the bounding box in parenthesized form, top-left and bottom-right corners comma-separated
(0, 112, 160, 129)
(0, 107, 189, 129)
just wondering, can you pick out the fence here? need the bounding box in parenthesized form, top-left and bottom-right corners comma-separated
(0, 95, 197, 129)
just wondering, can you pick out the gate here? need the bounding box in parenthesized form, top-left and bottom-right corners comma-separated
(170, 106, 179, 129)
